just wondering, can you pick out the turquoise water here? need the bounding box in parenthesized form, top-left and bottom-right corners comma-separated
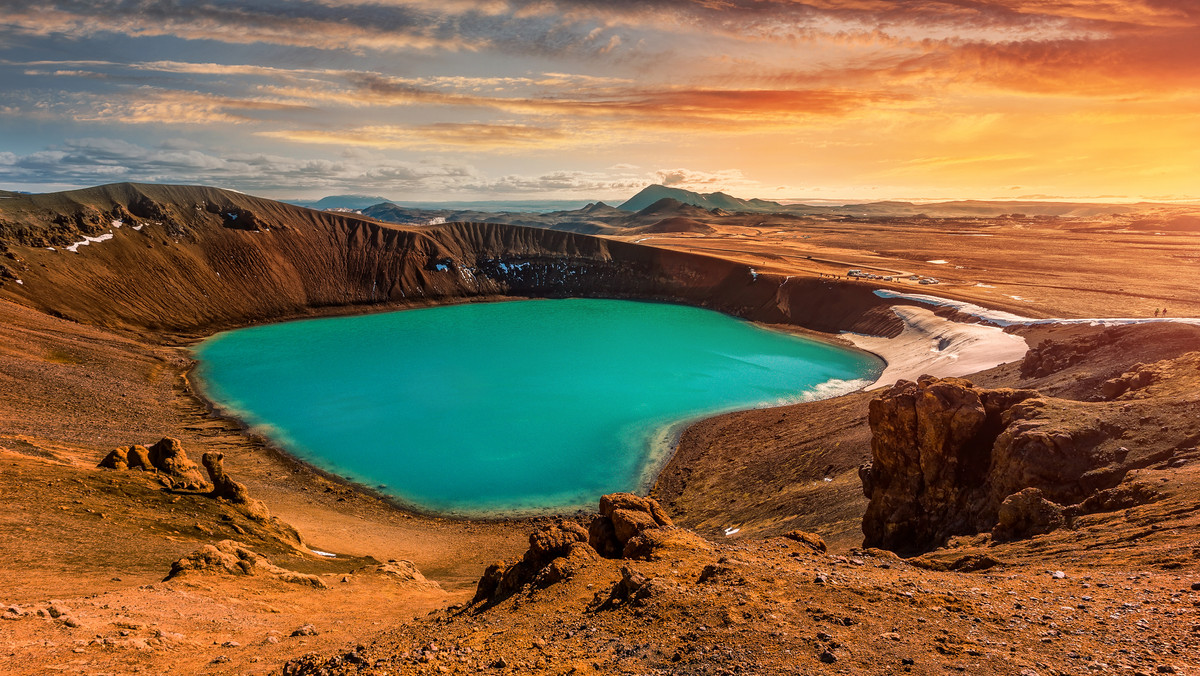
(193, 299, 882, 515)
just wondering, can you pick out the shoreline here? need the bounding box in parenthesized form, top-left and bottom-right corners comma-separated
(182, 295, 887, 522)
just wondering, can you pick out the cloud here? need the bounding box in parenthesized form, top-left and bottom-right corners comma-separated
(0, 138, 485, 194)
(0, 137, 775, 200)
(260, 122, 571, 150)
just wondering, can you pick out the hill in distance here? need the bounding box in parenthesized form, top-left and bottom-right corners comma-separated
(286, 195, 394, 211)
(619, 185, 786, 213)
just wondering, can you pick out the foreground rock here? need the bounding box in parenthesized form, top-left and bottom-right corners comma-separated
(472, 492, 705, 608)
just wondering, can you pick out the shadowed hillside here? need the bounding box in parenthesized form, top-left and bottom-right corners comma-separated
(0, 183, 903, 337)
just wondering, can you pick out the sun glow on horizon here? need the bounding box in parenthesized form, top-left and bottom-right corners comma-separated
(1, 1, 1198, 201)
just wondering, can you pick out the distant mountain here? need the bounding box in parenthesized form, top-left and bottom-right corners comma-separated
(287, 195, 393, 210)
(619, 185, 786, 213)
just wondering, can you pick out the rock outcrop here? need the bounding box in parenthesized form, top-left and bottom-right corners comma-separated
(858, 375, 1160, 552)
(165, 540, 326, 587)
(473, 520, 596, 607)
(99, 437, 206, 489)
(473, 493, 686, 608)
(147, 437, 208, 489)
(991, 488, 1065, 542)
(588, 492, 675, 559)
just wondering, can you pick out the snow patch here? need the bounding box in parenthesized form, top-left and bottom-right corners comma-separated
(111, 219, 123, 228)
(15, 279, 23, 285)
(873, 289, 1200, 328)
(425, 217, 447, 226)
(723, 527, 740, 537)
(927, 259, 949, 265)
(310, 549, 336, 558)
(133, 224, 144, 231)
(844, 305, 1029, 388)
(65, 232, 115, 253)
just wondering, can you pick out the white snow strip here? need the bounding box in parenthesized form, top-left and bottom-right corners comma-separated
(310, 549, 337, 558)
(46, 247, 55, 251)
(873, 289, 1200, 328)
(132, 224, 144, 231)
(15, 279, 23, 285)
(111, 219, 123, 228)
(723, 527, 740, 537)
(844, 305, 1029, 389)
(65, 232, 114, 253)
(927, 259, 949, 264)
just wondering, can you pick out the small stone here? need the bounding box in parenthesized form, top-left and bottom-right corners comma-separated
(492, 656, 508, 668)
(61, 616, 81, 628)
(881, 632, 901, 641)
(290, 624, 318, 637)
(47, 605, 69, 619)
(265, 636, 280, 644)
(222, 641, 240, 647)
(902, 658, 915, 665)
(819, 651, 837, 664)
(1051, 571, 1066, 579)
(1156, 667, 1176, 674)
(1191, 582, 1200, 591)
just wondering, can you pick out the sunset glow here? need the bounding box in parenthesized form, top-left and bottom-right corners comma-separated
(1, 0, 1197, 201)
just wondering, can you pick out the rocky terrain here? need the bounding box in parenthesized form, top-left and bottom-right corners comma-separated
(1, 183, 1198, 675)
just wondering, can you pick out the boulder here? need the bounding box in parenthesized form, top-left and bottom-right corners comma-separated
(623, 527, 712, 561)
(147, 437, 207, 489)
(589, 493, 673, 558)
(126, 445, 153, 471)
(525, 521, 588, 564)
(98, 449, 129, 470)
(599, 493, 673, 527)
(782, 530, 827, 553)
(992, 488, 1065, 541)
(202, 452, 251, 504)
(355, 560, 440, 588)
(611, 508, 659, 544)
(588, 515, 621, 558)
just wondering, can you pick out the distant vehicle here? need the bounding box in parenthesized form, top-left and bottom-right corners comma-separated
(919, 278, 940, 285)
(847, 269, 863, 277)
(908, 274, 920, 280)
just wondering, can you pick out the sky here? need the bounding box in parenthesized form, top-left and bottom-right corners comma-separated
(1, 0, 1198, 202)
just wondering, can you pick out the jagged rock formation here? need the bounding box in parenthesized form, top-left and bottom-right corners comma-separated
(100, 439, 303, 547)
(99, 437, 207, 489)
(472, 520, 597, 607)
(588, 492, 675, 559)
(146, 437, 208, 489)
(859, 374, 1175, 552)
(472, 493, 695, 607)
(202, 451, 251, 503)
(164, 540, 326, 587)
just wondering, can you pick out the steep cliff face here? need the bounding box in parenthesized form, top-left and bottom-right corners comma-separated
(0, 183, 901, 338)
(859, 366, 1197, 552)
